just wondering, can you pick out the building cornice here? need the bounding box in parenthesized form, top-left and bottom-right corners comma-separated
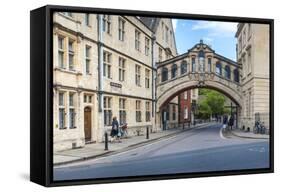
(53, 84, 155, 101)
(235, 23, 245, 37)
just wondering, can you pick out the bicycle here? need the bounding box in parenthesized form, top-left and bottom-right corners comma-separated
(254, 120, 266, 134)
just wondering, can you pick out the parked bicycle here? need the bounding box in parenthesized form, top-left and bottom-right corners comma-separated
(254, 120, 266, 134)
(120, 123, 128, 138)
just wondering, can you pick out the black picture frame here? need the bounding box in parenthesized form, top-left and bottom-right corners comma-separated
(30, 5, 274, 187)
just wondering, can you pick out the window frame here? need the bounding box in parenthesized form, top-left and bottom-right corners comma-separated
(68, 39, 75, 71)
(161, 67, 168, 82)
(216, 62, 222, 76)
(135, 30, 141, 51)
(104, 96, 112, 126)
(135, 64, 141, 86)
(58, 92, 66, 129)
(145, 37, 150, 56)
(58, 36, 65, 69)
(102, 15, 111, 34)
(224, 65, 231, 79)
(118, 57, 126, 82)
(118, 17, 125, 41)
(145, 69, 150, 88)
(119, 98, 126, 125)
(103, 51, 112, 79)
(85, 45, 91, 74)
(171, 64, 178, 78)
(145, 101, 151, 122)
(191, 57, 196, 72)
(136, 100, 142, 122)
(68, 92, 76, 129)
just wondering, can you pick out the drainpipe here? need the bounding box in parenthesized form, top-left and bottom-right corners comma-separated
(97, 14, 104, 140)
(152, 34, 156, 117)
(151, 34, 157, 132)
(97, 14, 103, 113)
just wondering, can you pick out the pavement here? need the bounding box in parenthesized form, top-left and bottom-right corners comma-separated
(54, 122, 213, 166)
(226, 128, 269, 139)
(54, 123, 270, 180)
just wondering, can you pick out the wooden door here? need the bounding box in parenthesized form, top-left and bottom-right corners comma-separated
(84, 107, 92, 142)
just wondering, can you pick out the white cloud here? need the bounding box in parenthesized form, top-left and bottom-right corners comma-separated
(172, 19, 178, 32)
(191, 21, 237, 36)
(203, 37, 213, 43)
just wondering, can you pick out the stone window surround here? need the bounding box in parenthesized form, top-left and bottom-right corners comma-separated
(119, 98, 126, 124)
(104, 96, 113, 126)
(68, 92, 76, 129)
(145, 37, 150, 56)
(145, 68, 150, 88)
(103, 50, 112, 79)
(58, 91, 66, 129)
(145, 101, 151, 122)
(83, 94, 93, 103)
(102, 15, 111, 34)
(136, 100, 142, 122)
(118, 57, 126, 82)
(171, 63, 178, 78)
(191, 57, 196, 72)
(135, 29, 141, 51)
(118, 17, 126, 41)
(57, 34, 77, 71)
(135, 64, 141, 86)
(85, 45, 92, 75)
(58, 90, 78, 130)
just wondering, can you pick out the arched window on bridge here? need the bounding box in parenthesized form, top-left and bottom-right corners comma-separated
(208, 58, 212, 72)
(215, 62, 222, 75)
(161, 67, 168, 82)
(191, 57, 196, 72)
(180, 60, 187, 75)
(198, 50, 205, 72)
(233, 68, 239, 83)
(171, 64, 177, 78)
(224, 65, 231, 79)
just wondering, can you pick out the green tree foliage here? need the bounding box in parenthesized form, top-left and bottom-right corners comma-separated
(198, 88, 226, 119)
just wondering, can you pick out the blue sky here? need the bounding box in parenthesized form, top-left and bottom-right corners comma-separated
(172, 19, 238, 61)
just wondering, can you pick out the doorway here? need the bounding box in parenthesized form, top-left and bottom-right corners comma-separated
(84, 107, 92, 143)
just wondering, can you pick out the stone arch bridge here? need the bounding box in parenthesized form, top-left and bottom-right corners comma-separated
(155, 41, 242, 129)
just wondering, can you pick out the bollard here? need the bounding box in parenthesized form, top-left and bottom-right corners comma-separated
(182, 122, 184, 130)
(146, 126, 149, 139)
(104, 132, 108, 151)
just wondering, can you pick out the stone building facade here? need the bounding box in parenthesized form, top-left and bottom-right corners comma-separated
(236, 23, 270, 131)
(53, 12, 178, 152)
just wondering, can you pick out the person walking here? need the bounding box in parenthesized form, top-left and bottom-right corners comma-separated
(110, 116, 121, 143)
(228, 115, 234, 130)
(222, 114, 228, 132)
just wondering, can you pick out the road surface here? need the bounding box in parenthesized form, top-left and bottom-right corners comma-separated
(54, 123, 270, 181)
